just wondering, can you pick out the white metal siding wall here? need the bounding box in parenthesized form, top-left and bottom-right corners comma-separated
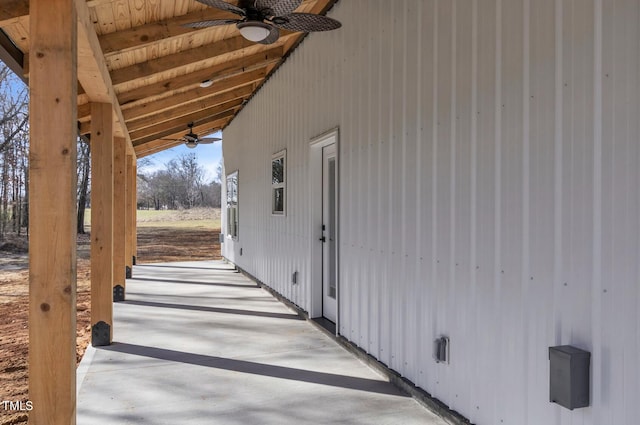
(222, 1, 640, 424)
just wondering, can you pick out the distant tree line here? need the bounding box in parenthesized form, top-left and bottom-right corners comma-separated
(0, 64, 29, 241)
(137, 153, 221, 210)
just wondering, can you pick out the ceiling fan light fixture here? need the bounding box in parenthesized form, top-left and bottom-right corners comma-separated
(185, 140, 198, 149)
(200, 79, 213, 88)
(237, 21, 271, 42)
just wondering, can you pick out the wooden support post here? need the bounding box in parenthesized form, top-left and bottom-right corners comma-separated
(132, 160, 137, 265)
(90, 102, 113, 346)
(125, 154, 134, 278)
(28, 0, 78, 422)
(113, 137, 127, 301)
(126, 155, 137, 267)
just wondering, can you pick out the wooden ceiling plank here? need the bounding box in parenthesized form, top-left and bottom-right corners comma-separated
(133, 108, 238, 148)
(120, 68, 265, 121)
(116, 46, 283, 105)
(79, 83, 255, 135)
(75, 0, 132, 151)
(99, 8, 237, 55)
(126, 84, 254, 132)
(129, 98, 242, 141)
(110, 34, 254, 86)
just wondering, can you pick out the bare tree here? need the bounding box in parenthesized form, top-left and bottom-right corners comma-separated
(0, 64, 29, 240)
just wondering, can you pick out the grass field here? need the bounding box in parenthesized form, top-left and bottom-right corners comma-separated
(84, 207, 221, 229)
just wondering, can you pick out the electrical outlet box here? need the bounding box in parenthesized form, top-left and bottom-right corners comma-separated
(549, 345, 590, 410)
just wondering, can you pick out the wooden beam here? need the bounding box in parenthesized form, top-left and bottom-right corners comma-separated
(131, 99, 242, 142)
(0, 29, 26, 83)
(125, 153, 134, 275)
(135, 120, 226, 158)
(113, 137, 127, 300)
(121, 68, 266, 120)
(110, 35, 256, 86)
(130, 100, 241, 143)
(90, 102, 114, 346)
(99, 8, 238, 55)
(116, 47, 283, 105)
(28, 0, 77, 423)
(0, 1, 29, 26)
(74, 0, 132, 146)
(131, 160, 137, 264)
(125, 84, 254, 133)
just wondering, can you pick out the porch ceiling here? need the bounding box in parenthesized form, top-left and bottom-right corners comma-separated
(0, 0, 337, 157)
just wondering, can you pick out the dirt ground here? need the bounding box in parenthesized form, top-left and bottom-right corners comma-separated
(0, 222, 221, 425)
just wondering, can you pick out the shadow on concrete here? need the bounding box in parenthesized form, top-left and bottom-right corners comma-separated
(122, 299, 304, 321)
(135, 264, 235, 271)
(130, 277, 258, 289)
(100, 342, 409, 398)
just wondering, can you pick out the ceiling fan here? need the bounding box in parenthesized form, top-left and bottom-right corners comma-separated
(184, 0, 341, 45)
(162, 123, 222, 149)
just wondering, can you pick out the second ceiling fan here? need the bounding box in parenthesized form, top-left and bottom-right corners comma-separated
(185, 0, 342, 44)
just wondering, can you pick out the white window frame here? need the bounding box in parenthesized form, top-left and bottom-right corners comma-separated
(271, 150, 286, 216)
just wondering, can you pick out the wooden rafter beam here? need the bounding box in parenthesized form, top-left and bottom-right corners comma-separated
(98, 8, 238, 55)
(79, 83, 254, 135)
(130, 99, 241, 143)
(132, 108, 236, 147)
(0, 1, 29, 26)
(134, 120, 227, 158)
(116, 46, 283, 105)
(77, 67, 265, 123)
(0, 29, 26, 83)
(125, 84, 253, 132)
(74, 0, 132, 150)
(110, 34, 254, 86)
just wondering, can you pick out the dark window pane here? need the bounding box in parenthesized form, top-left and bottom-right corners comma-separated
(273, 187, 284, 213)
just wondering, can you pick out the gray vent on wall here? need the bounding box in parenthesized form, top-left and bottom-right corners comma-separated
(434, 336, 450, 364)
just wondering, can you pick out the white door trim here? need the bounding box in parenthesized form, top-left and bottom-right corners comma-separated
(309, 128, 339, 332)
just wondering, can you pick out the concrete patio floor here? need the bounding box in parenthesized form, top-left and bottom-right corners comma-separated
(76, 260, 448, 425)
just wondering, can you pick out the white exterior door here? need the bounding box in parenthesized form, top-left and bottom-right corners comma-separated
(321, 143, 337, 322)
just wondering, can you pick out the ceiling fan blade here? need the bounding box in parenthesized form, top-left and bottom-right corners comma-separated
(197, 138, 222, 144)
(183, 19, 241, 28)
(193, 0, 246, 16)
(255, 0, 302, 17)
(257, 25, 280, 45)
(272, 13, 341, 32)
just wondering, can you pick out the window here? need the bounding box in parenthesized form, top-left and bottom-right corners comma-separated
(271, 150, 286, 215)
(226, 171, 239, 238)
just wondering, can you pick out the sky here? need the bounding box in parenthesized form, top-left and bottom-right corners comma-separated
(138, 130, 224, 183)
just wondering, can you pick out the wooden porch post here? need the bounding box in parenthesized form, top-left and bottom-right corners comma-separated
(28, 0, 78, 422)
(113, 137, 127, 301)
(132, 160, 138, 265)
(90, 103, 114, 345)
(125, 154, 134, 277)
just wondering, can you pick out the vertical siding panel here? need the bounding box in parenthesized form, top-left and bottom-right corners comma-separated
(378, 0, 392, 367)
(467, 0, 479, 419)
(500, 0, 526, 421)
(472, 1, 497, 422)
(402, 0, 419, 379)
(528, 0, 557, 423)
(492, 0, 504, 421)
(452, 0, 473, 415)
(435, 0, 453, 400)
(389, 0, 404, 374)
(418, 0, 436, 393)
